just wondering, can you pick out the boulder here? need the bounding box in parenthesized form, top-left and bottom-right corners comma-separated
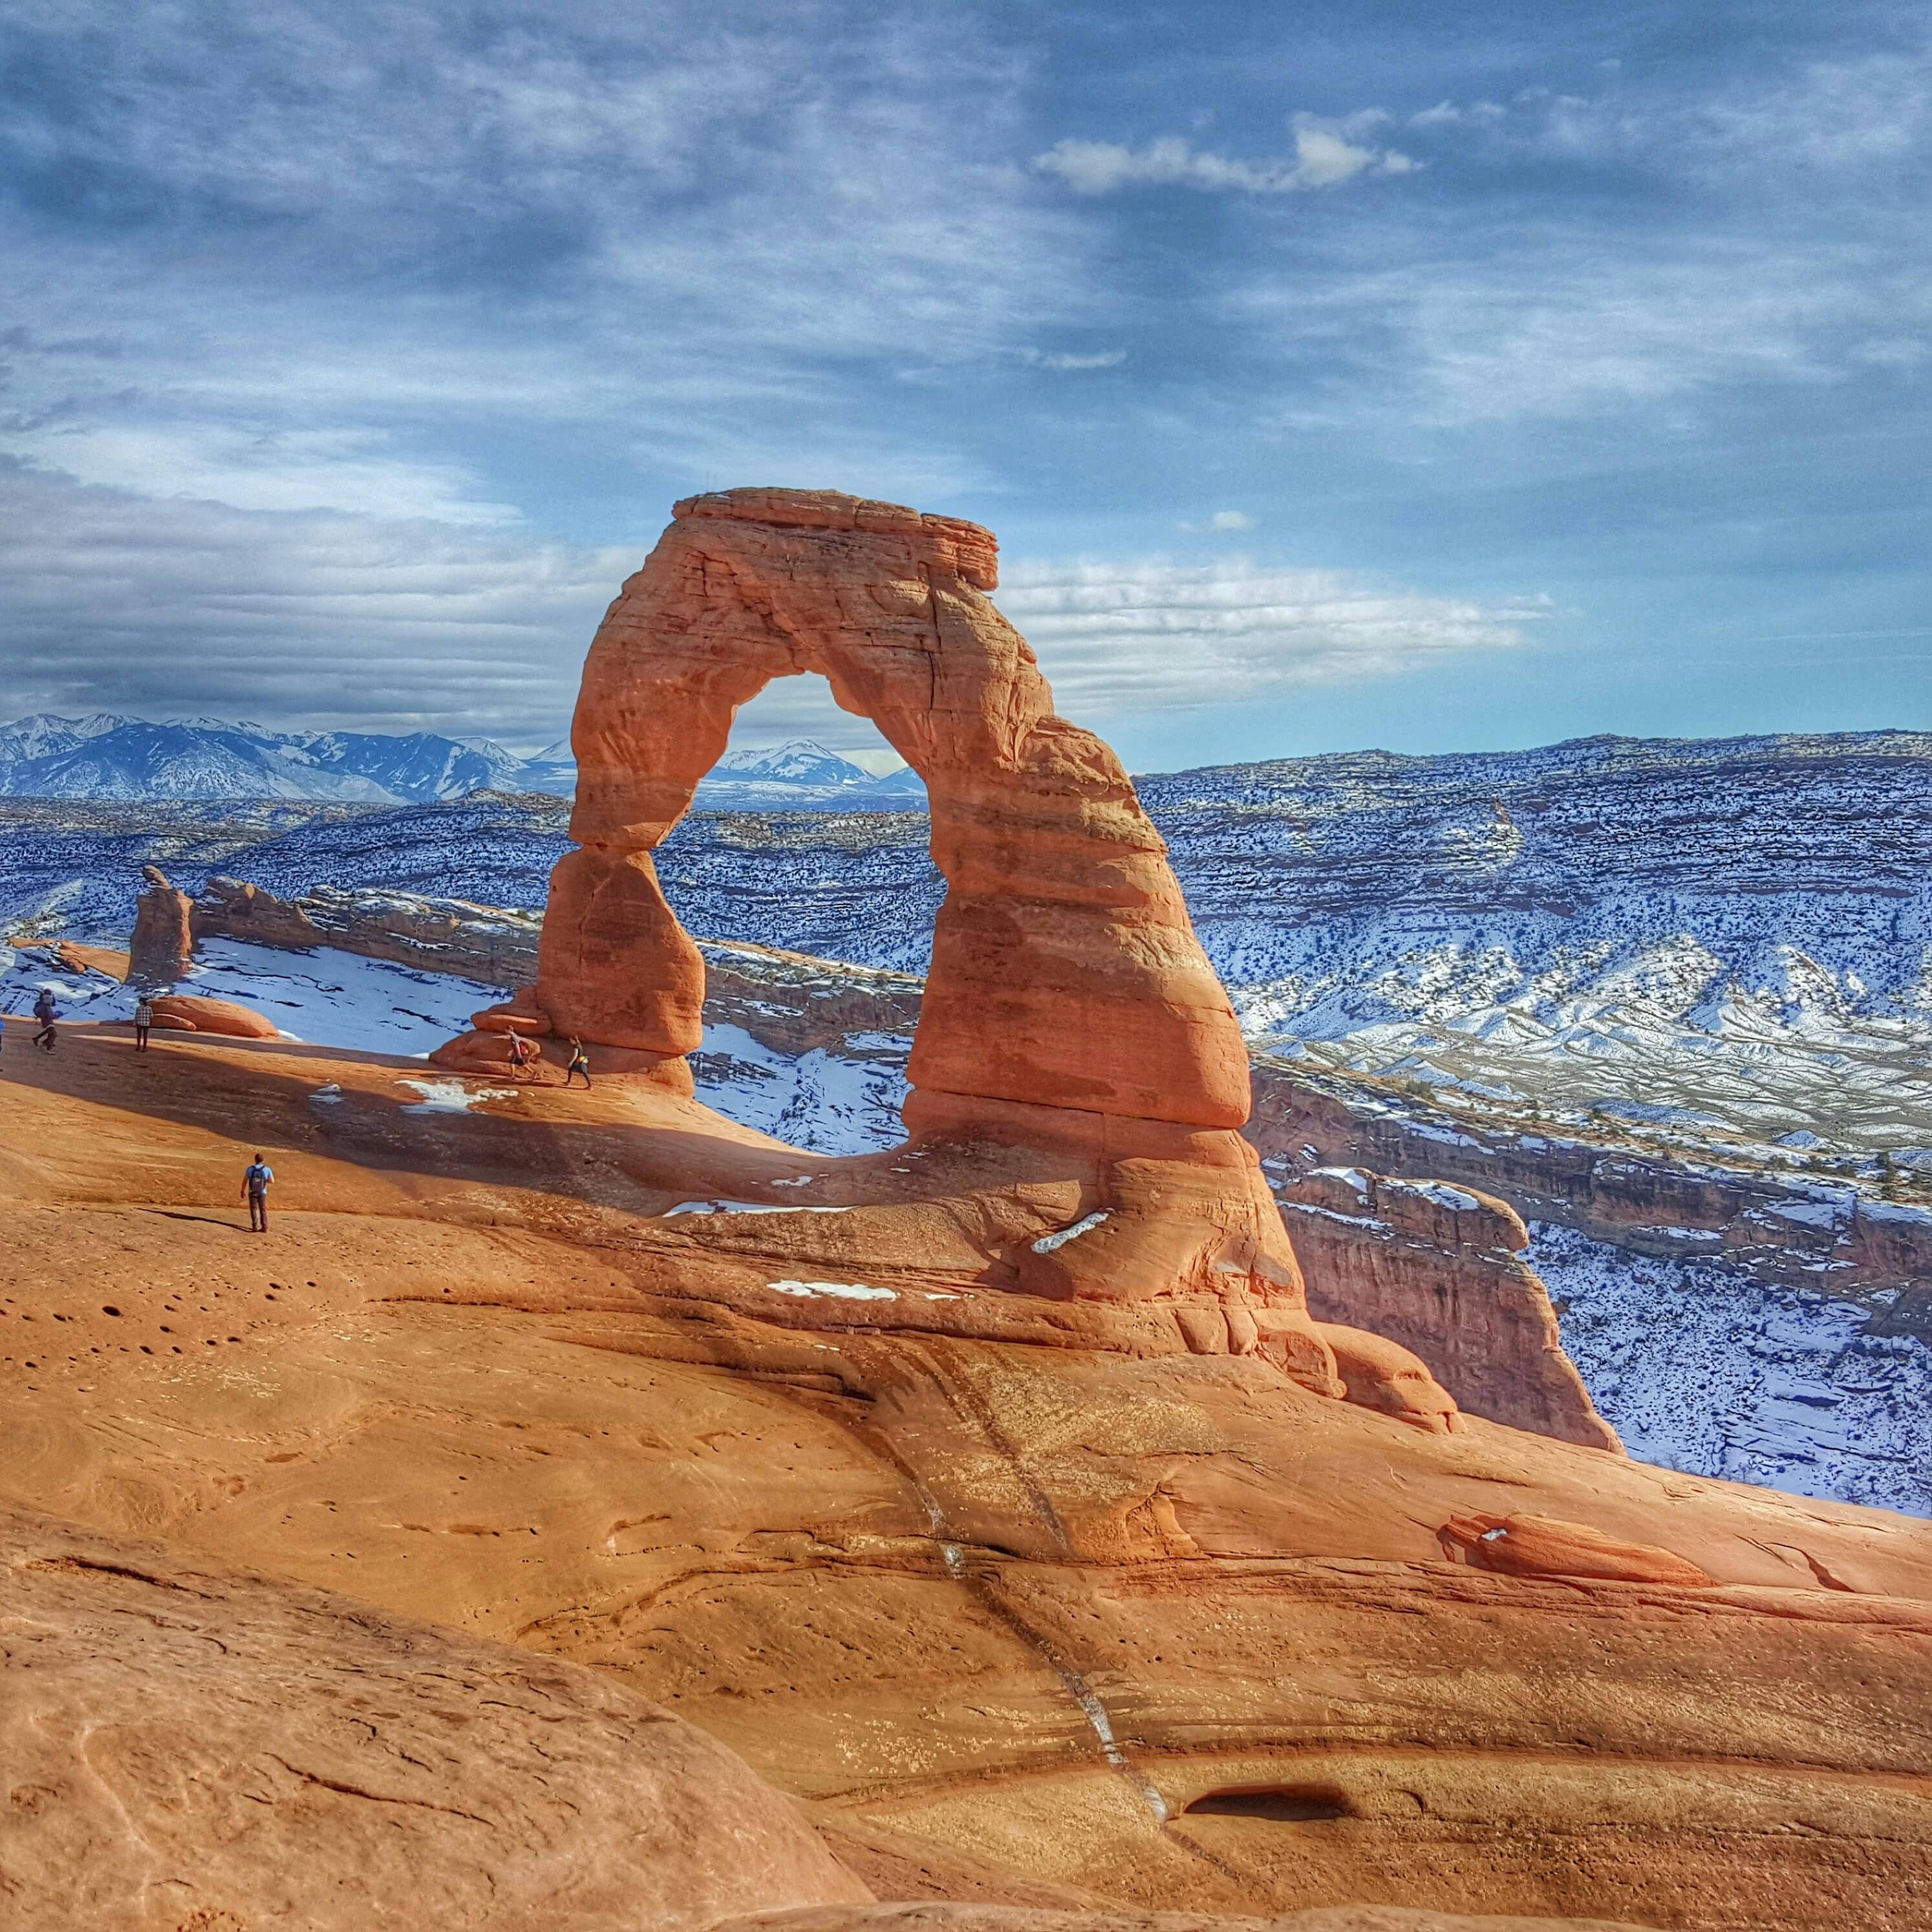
(149, 994, 281, 1040)
(1315, 1320, 1463, 1433)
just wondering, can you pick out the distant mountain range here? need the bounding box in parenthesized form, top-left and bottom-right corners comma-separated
(0, 716, 922, 810)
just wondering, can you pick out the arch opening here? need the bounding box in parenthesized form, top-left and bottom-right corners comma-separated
(663, 669, 933, 1155)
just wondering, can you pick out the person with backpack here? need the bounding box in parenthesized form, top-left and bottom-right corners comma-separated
(133, 993, 155, 1051)
(32, 988, 58, 1052)
(241, 1154, 274, 1233)
(564, 1036, 593, 1089)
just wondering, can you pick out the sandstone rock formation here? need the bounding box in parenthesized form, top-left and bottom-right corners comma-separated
(436, 488, 1334, 1391)
(1438, 1510, 1715, 1587)
(148, 993, 281, 1038)
(4, 1025, 1929, 1927)
(127, 864, 193, 986)
(731, 1911, 1645, 1931)
(0, 1503, 871, 1931)
(1280, 1168, 1618, 1450)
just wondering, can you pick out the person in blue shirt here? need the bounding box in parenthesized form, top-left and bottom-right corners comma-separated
(241, 1154, 274, 1234)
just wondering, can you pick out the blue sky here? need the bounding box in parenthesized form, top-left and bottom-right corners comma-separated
(2, 0, 1927, 767)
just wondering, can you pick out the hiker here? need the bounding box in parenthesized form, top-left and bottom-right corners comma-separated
(133, 992, 155, 1052)
(564, 1035, 593, 1089)
(505, 1028, 533, 1081)
(32, 988, 58, 1052)
(241, 1153, 274, 1234)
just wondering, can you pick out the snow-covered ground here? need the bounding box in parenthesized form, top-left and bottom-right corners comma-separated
(1532, 1221, 1931, 1517)
(1, 938, 908, 1155)
(0, 938, 499, 1057)
(689, 1021, 907, 1155)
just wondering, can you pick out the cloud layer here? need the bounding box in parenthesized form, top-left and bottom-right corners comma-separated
(999, 557, 1543, 713)
(0, 459, 1534, 749)
(3, 3, 1927, 756)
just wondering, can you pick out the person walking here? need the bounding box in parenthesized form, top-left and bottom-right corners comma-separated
(564, 1035, 593, 1089)
(133, 993, 155, 1052)
(505, 1028, 533, 1081)
(241, 1154, 274, 1234)
(32, 988, 58, 1052)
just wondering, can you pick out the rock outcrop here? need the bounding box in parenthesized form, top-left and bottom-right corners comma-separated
(1280, 1167, 1619, 1451)
(127, 864, 192, 986)
(0, 1503, 872, 1931)
(436, 488, 1334, 1391)
(195, 877, 543, 987)
(148, 993, 281, 1038)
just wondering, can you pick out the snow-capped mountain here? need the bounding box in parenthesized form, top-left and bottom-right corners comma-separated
(694, 738, 921, 809)
(711, 738, 874, 784)
(0, 716, 923, 809)
(0, 711, 127, 766)
(0, 714, 575, 806)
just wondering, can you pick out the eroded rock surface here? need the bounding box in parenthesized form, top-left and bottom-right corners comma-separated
(3, 1034, 1929, 1930)
(1280, 1168, 1618, 1450)
(0, 1504, 870, 1932)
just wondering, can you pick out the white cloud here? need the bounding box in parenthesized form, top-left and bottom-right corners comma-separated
(16, 424, 519, 525)
(1018, 348, 1128, 370)
(1034, 116, 1416, 197)
(1209, 510, 1254, 530)
(0, 461, 1546, 749)
(0, 461, 626, 744)
(994, 555, 1546, 712)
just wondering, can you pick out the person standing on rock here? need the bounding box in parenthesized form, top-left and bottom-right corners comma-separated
(564, 1036, 593, 1089)
(241, 1154, 274, 1234)
(32, 988, 58, 1052)
(505, 1028, 533, 1082)
(133, 993, 155, 1052)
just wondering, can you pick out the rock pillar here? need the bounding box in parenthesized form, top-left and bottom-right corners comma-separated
(129, 866, 193, 987)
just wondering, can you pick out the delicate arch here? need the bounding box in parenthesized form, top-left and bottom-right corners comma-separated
(533, 487, 1252, 1136)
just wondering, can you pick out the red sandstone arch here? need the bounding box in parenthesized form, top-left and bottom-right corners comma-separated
(435, 488, 1342, 1393)
(533, 486, 1252, 1138)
